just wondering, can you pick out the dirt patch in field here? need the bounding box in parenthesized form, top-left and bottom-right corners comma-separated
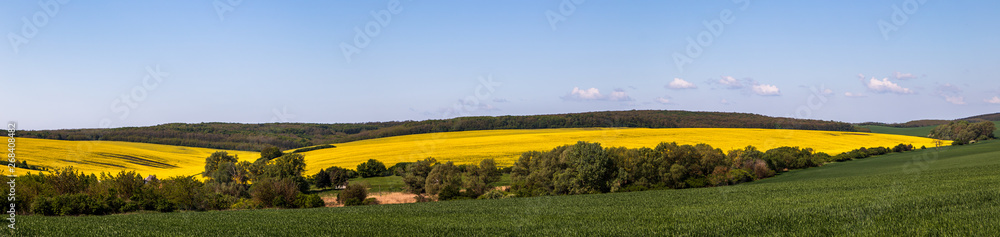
(322, 192, 418, 207)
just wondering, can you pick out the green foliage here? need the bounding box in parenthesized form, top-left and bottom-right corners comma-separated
(402, 158, 437, 194)
(931, 121, 996, 144)
(259, 146, 284, 162)
(203, 151, 239, 180)
(357, 159, 389, 178)
(566, 141, 615, 194)
(292, 144, 336, 153)
(313, 166, 352, 189)
(249, 178, 300, 208)
(254, 153, 308, 192)
(388, 162, 412, 176)
(313, 168, 331, 188)
(425, 162, 461, 196)
(230, 198, 260, 210)
(338, 183, 369, 206)
(160, 176, 206, 211)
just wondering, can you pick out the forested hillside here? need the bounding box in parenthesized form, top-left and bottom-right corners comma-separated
(859, 112, 1000, 128)
(21, 110, 856, 151)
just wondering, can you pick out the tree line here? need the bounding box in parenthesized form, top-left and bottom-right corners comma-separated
(929, 121, 996, 145)
(5, 147, 329, 216)
(504, 141, 916, 197)
(21, 110, 857, 151)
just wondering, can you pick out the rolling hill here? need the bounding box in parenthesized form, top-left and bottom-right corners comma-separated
(20, 128, 941, 178)
(19, 138, 1000, 235)
(15, 138, 259, 178)
(19, 110, 856, 151)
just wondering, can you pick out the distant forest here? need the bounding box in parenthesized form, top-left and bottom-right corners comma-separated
(858, 112, 1000, 128)
(22, 110, 858, 151)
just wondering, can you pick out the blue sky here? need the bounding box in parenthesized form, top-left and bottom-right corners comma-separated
(2, 0, 999, 130)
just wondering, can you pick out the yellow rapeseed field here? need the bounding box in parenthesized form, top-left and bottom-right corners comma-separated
(16, 128, 943, 177)
(300, 128, 943, 174)
(14, 138, 259, 178)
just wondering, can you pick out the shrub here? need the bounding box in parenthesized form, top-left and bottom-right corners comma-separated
(230, 198, 260, 210)
(250, 178, 300, 208)
(338, 183, 368, 206)
(727, 169, 755, 184)
(478, 189, 511, 200)
(292, 193, 325, 208)
(31, 198, 54, 216)
(437, 184, 463, 201)
(307, 194, 326, 208)
(155, 199, 175, 213)
(362, 198, 379, 205)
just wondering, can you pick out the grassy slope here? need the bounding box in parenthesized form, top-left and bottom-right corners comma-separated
(19, 141, 1000, 236)
(865, 121, 999, 137)
(864, 125, 936, 137)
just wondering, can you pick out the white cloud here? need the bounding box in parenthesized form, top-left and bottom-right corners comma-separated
(667, 78, 697, 89)
(893, 71, 917, 80)
(844, 92, 866, 97)
(986, 96, 1000, 104)
(608, 89, 632, 101)
(752, 84, 780, 96)
(568, 87, 602, 99)
(655, 97, 671, 104)
(821, 88, 833, 95)
(719, 76, 743, 88)
(945, 96, 966, 105)
(866, 77, 913, 94)
(720, 99, 730, 104)
(563, 87, 632, 101)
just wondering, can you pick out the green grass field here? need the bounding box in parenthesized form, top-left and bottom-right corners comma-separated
(864, 125, 936, 137)
(864, 121, 1000, 137)
(16, 140, 1000, 236)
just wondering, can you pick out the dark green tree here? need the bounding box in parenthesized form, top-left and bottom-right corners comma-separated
(338, 183, 369, 206)
(402, 158, 438, 194)
(357, 159, 388, 178)
(259, 146, 284, 162)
